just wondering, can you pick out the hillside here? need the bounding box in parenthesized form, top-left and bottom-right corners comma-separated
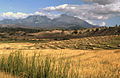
(0, 35, 120, 50)
(0, 26, 119, 41)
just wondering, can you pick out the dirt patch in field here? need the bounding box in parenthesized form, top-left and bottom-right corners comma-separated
(114, 50, 120, 53)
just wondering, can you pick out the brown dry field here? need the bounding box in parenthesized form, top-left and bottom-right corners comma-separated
(0, 35, 120, 78)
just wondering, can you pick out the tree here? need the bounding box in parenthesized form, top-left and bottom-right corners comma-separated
(115, 24, 118, 27)
(72, 29, 78, 34)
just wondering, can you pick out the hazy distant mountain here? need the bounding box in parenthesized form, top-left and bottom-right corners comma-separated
(0, 14, 98, 29)
(51, 14, 94, 28)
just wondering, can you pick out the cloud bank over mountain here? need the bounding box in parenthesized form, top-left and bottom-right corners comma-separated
(0, 12, 60, 20)
(0, 12, 32, 20)
(83, 0, 118, 5)
(0, 0, 120, 26)
(44, 2, 120, 20)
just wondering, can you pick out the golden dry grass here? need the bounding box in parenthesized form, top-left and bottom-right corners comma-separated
(0, 48, 120, 78)
(0, 35, 120, 78)
(0, 72, 18, 78)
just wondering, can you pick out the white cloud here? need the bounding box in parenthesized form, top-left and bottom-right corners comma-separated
(83, 0, 118, 5)
(44, 2, 120, 20)
(85, 20, 97, 25)
(0, 11, 60, 20)
(34, 11, 45, 16)
(45, 4, 70, 11)
(34, 11, 60, 19)
(99, 22, 106, 26)
(0, 12, 32, 19)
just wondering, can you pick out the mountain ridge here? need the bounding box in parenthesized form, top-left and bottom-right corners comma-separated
(0, 14, 98, 29)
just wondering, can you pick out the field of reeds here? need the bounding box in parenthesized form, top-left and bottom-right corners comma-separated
(0, 35, 120, 78)
(0, 49, 120, 78)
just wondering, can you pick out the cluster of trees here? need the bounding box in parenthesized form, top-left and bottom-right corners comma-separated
(0, 27, 42, 33)
(115, 24, 120, 27)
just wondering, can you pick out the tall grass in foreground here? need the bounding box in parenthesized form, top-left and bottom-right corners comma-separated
(0, 52, 120, 78)
(0, 52, 78, 78)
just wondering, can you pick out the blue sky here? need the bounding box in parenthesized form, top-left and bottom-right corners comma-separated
(0, 0, 120, 26)
(0, 0, 83, 13)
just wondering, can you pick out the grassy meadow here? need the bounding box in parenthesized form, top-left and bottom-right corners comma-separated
(0, 35, 120, 78)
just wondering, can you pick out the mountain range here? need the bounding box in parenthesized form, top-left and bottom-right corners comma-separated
(0, 14, 98, 29)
